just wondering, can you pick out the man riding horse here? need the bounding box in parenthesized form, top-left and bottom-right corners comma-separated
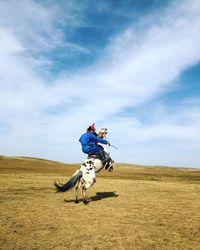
(54, 124, 114, 204)
(79, 123, 113, 168)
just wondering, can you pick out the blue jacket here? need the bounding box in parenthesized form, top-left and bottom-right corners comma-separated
(79, 131, 108, 154)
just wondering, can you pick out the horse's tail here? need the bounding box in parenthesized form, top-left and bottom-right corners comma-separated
(54, 170, 82, 192)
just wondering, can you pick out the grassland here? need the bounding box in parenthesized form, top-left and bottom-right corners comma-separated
(0, 156, 200, 250)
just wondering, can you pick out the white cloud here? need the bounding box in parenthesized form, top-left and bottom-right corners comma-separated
(0, 0, 200, 167)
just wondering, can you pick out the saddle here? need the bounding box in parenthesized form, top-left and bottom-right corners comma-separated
(87, 154, 102, 161)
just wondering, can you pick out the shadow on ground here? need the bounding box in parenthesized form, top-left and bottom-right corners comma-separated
(64, 191, 118, 204)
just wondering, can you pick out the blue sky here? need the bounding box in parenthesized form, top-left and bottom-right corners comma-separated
(0, 0, 200, 167)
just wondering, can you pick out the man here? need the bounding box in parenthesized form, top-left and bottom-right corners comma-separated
(79, 123, 110, 164)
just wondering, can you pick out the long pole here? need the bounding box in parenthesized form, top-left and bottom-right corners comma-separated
(110, 144, 118, 150)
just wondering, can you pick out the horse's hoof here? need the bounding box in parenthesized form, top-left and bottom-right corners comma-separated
(109, 166, 113, 172)
(83, 200, 89, 205)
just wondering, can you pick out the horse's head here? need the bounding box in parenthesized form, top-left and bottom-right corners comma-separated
(98, 128, 108, 138)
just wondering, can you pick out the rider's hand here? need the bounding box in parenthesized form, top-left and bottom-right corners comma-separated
(107, 141, 111, 146)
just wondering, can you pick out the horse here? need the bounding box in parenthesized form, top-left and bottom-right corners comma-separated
(54, 157, 113, 204)
(54, 128, 114, 204)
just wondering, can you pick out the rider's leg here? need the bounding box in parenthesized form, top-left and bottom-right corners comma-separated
(98, 149, 114, 166)
(95, 149, 108, 163)
(87, 145, 114, 164)
(101, 150, 114, 163)
(104, 151, 110, 160)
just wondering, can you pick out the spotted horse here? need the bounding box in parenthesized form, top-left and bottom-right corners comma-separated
(54, 157, 114, 205)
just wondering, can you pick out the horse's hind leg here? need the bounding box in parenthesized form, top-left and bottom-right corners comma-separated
(82, 186, 89, 205)
(82, 181, 95, 205)
(75, 187, 79, 203)
(75, 180, 82, 203)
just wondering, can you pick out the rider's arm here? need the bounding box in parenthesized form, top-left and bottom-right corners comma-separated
(90, 133, 108, 145)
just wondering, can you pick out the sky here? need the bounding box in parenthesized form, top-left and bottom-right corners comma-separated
(0, 0, 200, 168)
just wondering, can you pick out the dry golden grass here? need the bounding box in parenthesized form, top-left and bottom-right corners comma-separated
(0, 156, 200, 250)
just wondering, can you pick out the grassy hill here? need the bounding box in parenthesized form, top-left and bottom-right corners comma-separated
(0, 156, 200, 249)
(0, 155, 199, 182)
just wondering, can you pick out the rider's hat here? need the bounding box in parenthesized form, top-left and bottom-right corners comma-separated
(87, 123, 96, 132)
